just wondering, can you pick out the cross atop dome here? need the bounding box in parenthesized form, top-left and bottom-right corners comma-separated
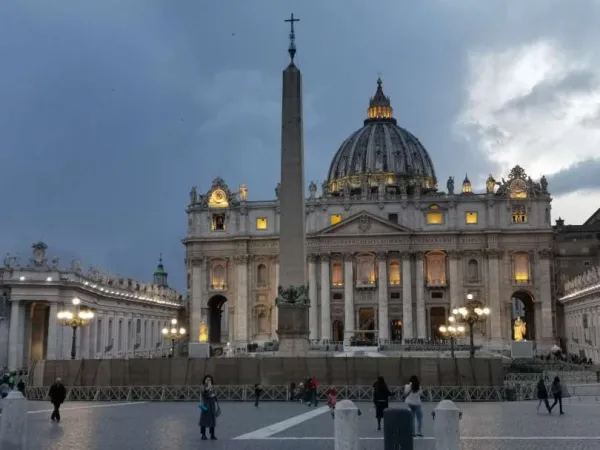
(366, 77, 395, 123)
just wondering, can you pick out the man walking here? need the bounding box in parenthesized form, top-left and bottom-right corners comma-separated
(48, 378, 66, 422)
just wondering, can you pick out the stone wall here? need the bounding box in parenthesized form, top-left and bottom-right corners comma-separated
(30, 357, 504, 387)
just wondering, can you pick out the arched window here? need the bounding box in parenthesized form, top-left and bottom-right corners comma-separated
(332, 261, 343, 286)
(467, 259, 479, 282)
(389, 261, 401, 285)
(257, 264, 267, 285)
(258, 312, 269, 333)
(426, 252, 447, 286)
(356, 254, 375, 286)
(513, 253, 530, 283)
(212, 264, 226, 290)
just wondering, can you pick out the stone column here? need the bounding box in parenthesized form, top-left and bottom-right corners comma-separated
(486, 249, 502, 340)
(8, 300, 22, 370)
(88, 318, 97, 359)
(308, 254, 318, 339)
(112, 315, 119, 357)
(46, 302, 58, 360)
(271, 257, 279, 336)
(377, 252, 389, 341)
(320, 254, 331, 340)
(415, 252, 426, 339)
(538, 249, 554, 342)
(448, 251, 461, 309)
(235, 255, 249, 343)
(190, 257, 205, 343)
(122, 318, 129, 357)
(402, 253, 413, 341)
(344, 253, 354, 343)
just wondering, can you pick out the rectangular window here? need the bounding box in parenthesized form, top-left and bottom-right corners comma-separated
(256, 217, 268, 230)
(388, 261, 401, 285)
(513, 253, 530, 283)
(426, 212, 444, 225)
(388, 213, 398, 223)
(465, 212, 478, 224)
(511, 205, 527, 223)
(330, 214, 342, 225)
(583, 261, 591, 267)
(431, 291, 444, 299)
(212, 214, 226, 231)
(390, 292, 400, 299)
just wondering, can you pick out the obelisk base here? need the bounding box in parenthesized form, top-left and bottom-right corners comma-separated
(277, 303, 309, 357)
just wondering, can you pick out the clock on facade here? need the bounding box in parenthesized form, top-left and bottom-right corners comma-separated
(209, 189, 228, 207)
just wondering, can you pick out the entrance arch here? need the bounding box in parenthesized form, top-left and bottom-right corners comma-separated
(511, 290, 535, 341)
(207, 295, 227, 344)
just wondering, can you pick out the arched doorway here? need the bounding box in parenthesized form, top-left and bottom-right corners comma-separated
(207, 295, 227, 344)
(332, 320, 344, 342)
(511, 291, 535, 341)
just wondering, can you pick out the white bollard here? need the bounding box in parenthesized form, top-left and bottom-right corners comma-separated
(434, 399, 461, 450)
(334, 399, 359, 450)
(0, 390, 28, 449)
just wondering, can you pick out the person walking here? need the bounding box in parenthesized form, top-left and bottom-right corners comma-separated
(536, 377, 551, 413)
(549, 376, 564, 415)
(48, 378, 67, 422)
(326, 387, 338, 418)
(373, 376, 393, 431)
(199, 375, 220, 440)
(310, 377, 318, 406)
(254, 383, 263, 408)
(16, 379, 25, 395)
(404, 375, 423, 437)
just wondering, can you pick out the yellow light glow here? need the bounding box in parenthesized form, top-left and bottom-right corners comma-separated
(199, 322, 208, 343)
(465, 212, 478, 224)
(514, 273, 529, 282)
(462, 182, 472, 194)
(330, 214, 342, 225)
(208, 189, 228, 208)
(426, 212, 444, 225)
(256, 217, 268, 230)
(429, 204, 440, 211)
(389, 262, 401, 285)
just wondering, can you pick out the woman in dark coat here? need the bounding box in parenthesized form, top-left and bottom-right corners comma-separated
(536, 377, 551, 413)
(199, 375, 219, 440)
(549, 376, 564, 414)
(373, 376, 392, 431)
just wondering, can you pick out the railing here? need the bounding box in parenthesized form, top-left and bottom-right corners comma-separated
(504, 371, 599, 384)
(25, 383, 600, 403)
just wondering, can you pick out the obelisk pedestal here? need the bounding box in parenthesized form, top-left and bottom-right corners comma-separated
(276, 14, 310, 356)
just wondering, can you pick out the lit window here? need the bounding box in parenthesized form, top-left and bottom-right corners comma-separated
(211, 264, 226, 290)
(331, 261, 343, 286)
(212, 214, 226, 231)
(388, 261, 401, 285)
(465, 212, 478, 224)
(256, 217, 268, 230)
(426, 212, 444, 225)
(330, 214, 342, 225)
(513, 253, 530, 283)
(511, 205, 527, 223)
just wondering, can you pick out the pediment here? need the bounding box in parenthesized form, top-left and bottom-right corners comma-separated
(317, 211, 412, 236)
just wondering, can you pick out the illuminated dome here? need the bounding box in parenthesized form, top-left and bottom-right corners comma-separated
(326, 78, 437, 195)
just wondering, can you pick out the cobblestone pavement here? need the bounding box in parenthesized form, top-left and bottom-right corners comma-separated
(23, 398, 600, 450)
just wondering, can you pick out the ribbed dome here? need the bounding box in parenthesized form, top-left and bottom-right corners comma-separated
(326, 79, 437, 195)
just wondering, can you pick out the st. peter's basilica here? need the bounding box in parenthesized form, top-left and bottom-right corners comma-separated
(184, 78, 555, 351)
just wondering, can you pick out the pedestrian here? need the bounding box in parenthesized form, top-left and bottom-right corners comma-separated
(326, 387, 338, 418)
(310, 376, 318, 406)
(304, 377, 313, 405)
(373, 376, 393, 431)
(199, 375, 220, 440)
(17, 379, 25, 395)
(48, 378, 67, 422)
(404, 375, 423, 437)
(536, 377, 551, 413)
(549, 376, 564, 415)
(254, 383, 263, 407)
(0, 380, 9, 399)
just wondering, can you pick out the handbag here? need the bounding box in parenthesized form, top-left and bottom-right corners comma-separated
(198, 402, 208, 412)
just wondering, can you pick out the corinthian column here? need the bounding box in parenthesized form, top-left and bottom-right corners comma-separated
(448, 250, 461, 310)
(344, 253, 354, 344)
(377, 252, 389, 341)
(415, 252, 426, 339)
(320, 254, 331, 340)
(538, 248, 554, 342)
(271, 257, 279, 335)
(486, 249, 502, 340)
(190, 256, 205, 342)
(308, 254, 318, 339)
(235, 255, 249, 343)
(402, 253, 413, 341)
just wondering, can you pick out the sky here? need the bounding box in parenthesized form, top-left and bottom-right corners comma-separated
(1, 0, 600, 291)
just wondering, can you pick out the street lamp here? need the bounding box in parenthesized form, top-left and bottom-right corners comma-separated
(162, 318, 186, 357)
(439, 315, 465, 358)
(452, 293, 490, 358)
(57, 297, 94, 360)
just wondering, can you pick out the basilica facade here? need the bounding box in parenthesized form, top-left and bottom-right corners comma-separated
(184, 79, 556, 351)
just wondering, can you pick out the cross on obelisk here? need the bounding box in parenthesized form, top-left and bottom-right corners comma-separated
(284, 13, 300, 62)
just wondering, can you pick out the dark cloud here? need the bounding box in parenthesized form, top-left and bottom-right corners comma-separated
(547, 158, 600, 196)
(1, 0, 598, 290)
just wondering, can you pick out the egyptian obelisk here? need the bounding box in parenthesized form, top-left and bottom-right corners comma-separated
(276, 13, 310, 356)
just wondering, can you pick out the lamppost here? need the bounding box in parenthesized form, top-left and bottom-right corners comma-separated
(57, 297, 94, 360)
(162, 318, 186, 357)
(452, 294, 490, 358)
(439, 315, 465, 358)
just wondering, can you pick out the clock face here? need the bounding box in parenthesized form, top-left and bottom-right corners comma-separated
(213, 190, 225, 203)
(209, 189, 228, 207)
(509, 179, 527, 199)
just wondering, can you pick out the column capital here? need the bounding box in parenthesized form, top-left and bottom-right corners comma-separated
(234, 254, 249, 265)
(484, 248, 504, 259)
(447, 249, 463, 260)
(343, 253, 354, 262)
(537, 248, 554, 259)
(376, 251, 387, 261)
(307, 254, 318, 263)
(400, 251, 412, 261)
(320, 253, 330, 262)
(190, 256, 204, 265)
(413, 251, 426, 259)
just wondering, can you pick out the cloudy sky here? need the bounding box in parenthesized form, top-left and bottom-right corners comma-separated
(2, 0, 599, 290)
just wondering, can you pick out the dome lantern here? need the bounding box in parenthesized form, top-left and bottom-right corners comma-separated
(462, 174, 472, 194)
(366, 77, 395, 124)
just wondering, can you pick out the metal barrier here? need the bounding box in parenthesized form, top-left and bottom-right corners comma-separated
(25, 384, 509, 403)
(504, 371, 598, 384)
